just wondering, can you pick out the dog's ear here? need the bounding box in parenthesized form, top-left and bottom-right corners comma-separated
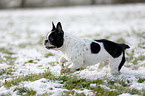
(56, 22, 63, 32)
(51, 21, 55, 31)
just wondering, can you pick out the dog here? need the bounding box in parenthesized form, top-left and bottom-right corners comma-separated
(44, 22, 130, 75)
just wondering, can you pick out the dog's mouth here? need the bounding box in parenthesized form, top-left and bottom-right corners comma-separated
(44, 39, 57, 49)
(45, 45, 56, 49)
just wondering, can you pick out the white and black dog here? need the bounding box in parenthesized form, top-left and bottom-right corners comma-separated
(44, 22, 130, 75)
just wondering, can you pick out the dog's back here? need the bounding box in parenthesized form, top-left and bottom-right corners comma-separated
(95, 39, 130, 58)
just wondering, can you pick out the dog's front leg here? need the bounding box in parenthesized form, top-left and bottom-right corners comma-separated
(59, 57, 70, 74)
(59, 57, 68, 68)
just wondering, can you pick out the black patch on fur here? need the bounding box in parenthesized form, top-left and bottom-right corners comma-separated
(46, 22, 64, 48)
(118, 51, 125, 71)
(48, 30, 64, 48)
(95, 39, 129, 58)
(90, 42, 101, 54)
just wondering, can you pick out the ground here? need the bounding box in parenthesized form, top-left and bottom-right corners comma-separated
(0, 3, 145, 96)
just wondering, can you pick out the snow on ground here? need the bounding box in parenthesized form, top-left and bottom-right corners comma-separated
(0, 3, 145, 96)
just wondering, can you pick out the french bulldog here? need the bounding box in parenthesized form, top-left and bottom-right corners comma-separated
(44, 22, 130, 75)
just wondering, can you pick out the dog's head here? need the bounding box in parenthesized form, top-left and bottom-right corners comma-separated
(44, 22, 64, 49)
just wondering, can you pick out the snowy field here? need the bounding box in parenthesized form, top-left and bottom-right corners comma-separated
(0, 3, 145, 96)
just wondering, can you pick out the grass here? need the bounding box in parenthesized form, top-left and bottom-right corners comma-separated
(1, 50, 144, 96)
(45, 53, 55, 58)
(125, 43, 145, 69)
(49, 62, 57, 66)
(0, 67, 15, 76)
(63, 76, 143, 96)
(13, 87, 36, 95)
(0, 48, 15, 55)
(3, 70, 71, 88)
(3, 71, 55, 88)
(62, 90, 86, 96)
(24, 59, 40, 64)
(0, 47, 16, 79)
(63, 78, 103, 90)
(0, 48, 16, 65)
(37, 92, 53, 96)
(116, 37, 126, 43)
(1, 41, 145, 95)
(138, 78, 145, 83)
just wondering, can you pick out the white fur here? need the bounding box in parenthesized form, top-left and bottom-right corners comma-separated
(57, 33, 123, 75)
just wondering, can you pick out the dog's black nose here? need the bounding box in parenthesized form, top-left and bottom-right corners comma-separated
(44, 40, 48, 45)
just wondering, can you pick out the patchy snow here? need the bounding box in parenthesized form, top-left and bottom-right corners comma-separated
(0, 3, 145, 96)
(73, 89, 94, 96)
(23, 78, 63, 95)
(119, 93, 138, 96)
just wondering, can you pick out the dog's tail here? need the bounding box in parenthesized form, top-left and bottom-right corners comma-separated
(120, 44, 130, 50)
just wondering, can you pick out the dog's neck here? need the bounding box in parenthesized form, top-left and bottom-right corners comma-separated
(59, 32, 79, 54)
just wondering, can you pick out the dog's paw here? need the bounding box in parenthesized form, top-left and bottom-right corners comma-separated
(60, 68, 70, 74)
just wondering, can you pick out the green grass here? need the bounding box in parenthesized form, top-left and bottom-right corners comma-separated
(63, 77, 103, 90)
(2, 69, 144, 96)
(62, 90, 86, 96)
(116, 37, 126, 43)
(3, 71, 55, 88)
(37, 92, 53, 96)
(3, 70, 71, 88)
(0, 48, 16, 65)
(0, 67, 15, 76)
(0, 48, 15, 55)
(0, 47, 16, 79)
(49, 62, 57, 66)
(125, 46, 145, 70)
(45, 53, 55, 58)
(138, 78, 145, 83)
(13, 87, 36, 95)
(24, 59, 40, 64)
(63, 76, 142, 96)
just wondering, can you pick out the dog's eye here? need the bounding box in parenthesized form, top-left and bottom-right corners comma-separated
(49, 37, 53, 41)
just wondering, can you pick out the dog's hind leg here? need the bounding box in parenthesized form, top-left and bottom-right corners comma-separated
(118, 51, 126, 71)
(108, 53, 123, 75)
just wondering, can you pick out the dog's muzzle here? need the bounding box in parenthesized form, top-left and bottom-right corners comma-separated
(44, 40, 56, 49)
